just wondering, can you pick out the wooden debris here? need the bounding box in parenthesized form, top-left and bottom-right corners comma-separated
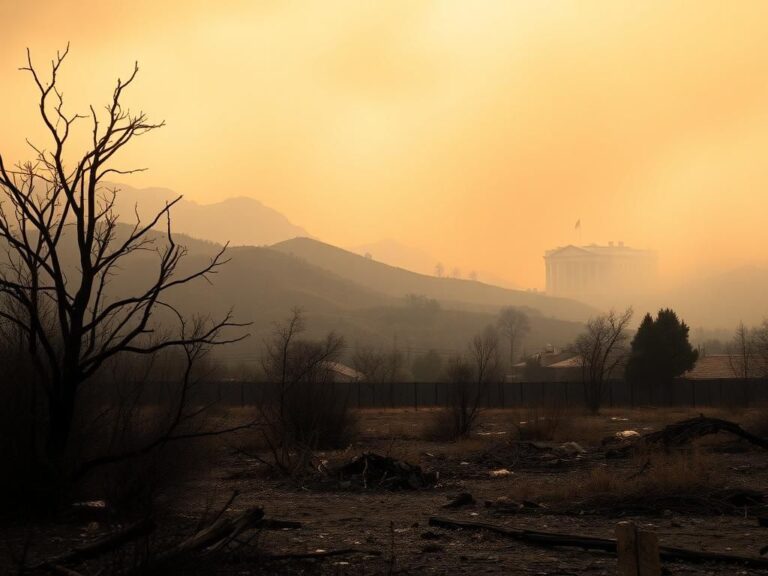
(616, 521, 661, 576)
(429, 516, 768, 569)
(257, 518, 303, 530)
(338, 452, 437, 490)
(153, 506, 264, 564)
(32, 517, 155, 571)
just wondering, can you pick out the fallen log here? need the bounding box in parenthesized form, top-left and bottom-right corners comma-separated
(153, 506, 265, 564)
(641, 416, 768, 450)
(32, 517, 155, 571)
(257, 518, 303, 530)
(261, 548, 382, 561)
(429, 516, 768, 569)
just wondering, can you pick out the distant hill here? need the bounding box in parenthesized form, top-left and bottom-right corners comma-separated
(349, 238, 438, 276)
(87, 229, 583, 371)
(271, 237, 596, 322)
(1, 221, 584, 374)
(112, 183, 309, 247)
(349, 238, 519, 288)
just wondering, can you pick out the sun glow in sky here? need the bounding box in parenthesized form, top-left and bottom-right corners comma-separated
(3, 1, 768, 288)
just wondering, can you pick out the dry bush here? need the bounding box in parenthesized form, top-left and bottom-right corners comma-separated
(511, 406, 566, 441)
(0, 337, 243, 517)
(515, 449, 726, 514)
(508, 405, 607, 445)
(274, 379, 359, 450)
(427, 329, 502, 441)
(424, 408, 462, 441)
(258, 310, 359, 475)
(70, 352, 240, 515)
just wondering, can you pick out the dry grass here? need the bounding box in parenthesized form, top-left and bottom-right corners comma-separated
(423, 408, 463, 441)
(508, 448, 728, 514)
(741, 406, 768, 438)
(507, 406, 608, 445)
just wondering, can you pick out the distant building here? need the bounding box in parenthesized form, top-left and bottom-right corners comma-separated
(544, 242, 657, 299)
(508, 347, 577, 382)
(323, 361, 365, 383)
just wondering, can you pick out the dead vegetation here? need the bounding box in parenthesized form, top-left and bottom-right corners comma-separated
(8, 406, 768, 575)
(549, 450, 743, 515)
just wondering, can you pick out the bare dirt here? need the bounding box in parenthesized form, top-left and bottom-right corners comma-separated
(5, 407, 768, 575)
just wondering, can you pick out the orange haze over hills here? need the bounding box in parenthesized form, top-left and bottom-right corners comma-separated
(2, 1, 768, 291)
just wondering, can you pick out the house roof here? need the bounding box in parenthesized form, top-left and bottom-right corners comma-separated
(546, 356, 583, 369)
(323, 361, 365, 381)
(513, 351, 574, 369)
(683, 354, 759, 380)
(544, 244, 655, 259)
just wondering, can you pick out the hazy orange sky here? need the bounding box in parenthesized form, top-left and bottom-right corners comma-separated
(3, 1, 768, 289)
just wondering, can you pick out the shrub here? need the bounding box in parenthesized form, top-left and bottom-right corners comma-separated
(258, 310, 359, 475)
(520, 449, 726, 514)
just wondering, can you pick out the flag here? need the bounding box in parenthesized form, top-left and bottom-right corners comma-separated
(575, 219, 581, 230)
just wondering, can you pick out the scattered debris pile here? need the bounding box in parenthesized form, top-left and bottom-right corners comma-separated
(337, 452, 437, 490)
(477, 440, 593, 472)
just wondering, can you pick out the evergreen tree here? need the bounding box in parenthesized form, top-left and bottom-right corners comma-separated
(625, 309, 698, 400)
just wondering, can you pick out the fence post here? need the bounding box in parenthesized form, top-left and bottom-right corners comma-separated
(616, 521, 661, 576)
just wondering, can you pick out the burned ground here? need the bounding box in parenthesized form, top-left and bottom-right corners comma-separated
(4, 407, 768, 575)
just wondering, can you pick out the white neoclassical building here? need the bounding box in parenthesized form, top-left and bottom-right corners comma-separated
(544, 242, 657, 299)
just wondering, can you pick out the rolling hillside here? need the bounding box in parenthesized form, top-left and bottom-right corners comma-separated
(271, 237, 597, 322)
(93, 229, 584, 371)
(112, 183, 309, 247)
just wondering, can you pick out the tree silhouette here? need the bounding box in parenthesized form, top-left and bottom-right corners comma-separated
(625, 308, 698, 401)
(727, 321, 754, 380)
(0, 47, 246, 465)
(574, 308, 633, 413)
(497, 307, 530, 367)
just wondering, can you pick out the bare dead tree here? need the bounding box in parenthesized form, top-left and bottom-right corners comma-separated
(74, 315, 253, 481)
(727, 321, 754, 380)
(753, 321, 768, 379)
(383, 346, 405, 408)
(352, 344, 385, 405)
(497, 306, 531, 367)
(470, 325, 503, 389)
(352, 345, 385, 383)
(442, 325, 502, 438)
(259, 309, 348, 474)
(574, 308, 633, 413)
(0, 46, 247, 466)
